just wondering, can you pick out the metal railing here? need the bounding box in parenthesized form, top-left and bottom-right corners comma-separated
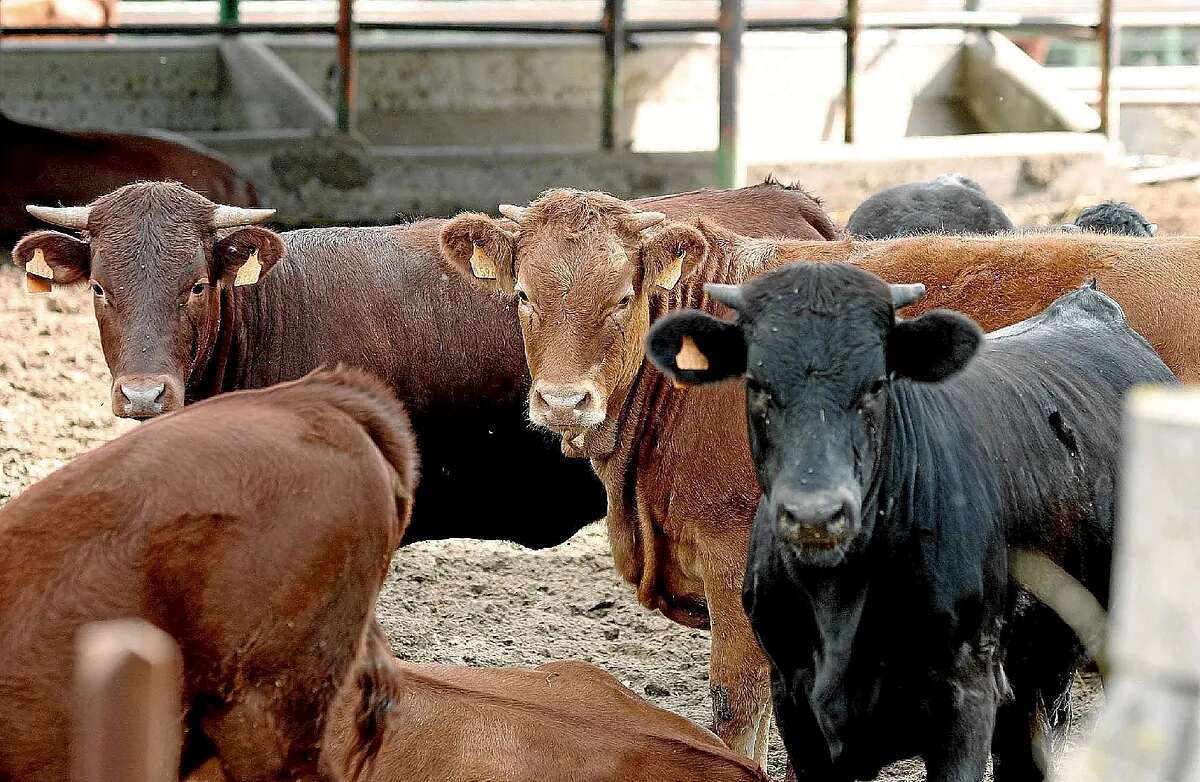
(0, 2, 1122, 186)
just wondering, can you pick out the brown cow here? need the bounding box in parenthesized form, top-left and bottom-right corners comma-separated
(438, 187, 837, 765)
(12, 179, 832, 548)
(1, 112, 258, 244)
(187, 655, 768, 782)
(0, 368, 416, 782)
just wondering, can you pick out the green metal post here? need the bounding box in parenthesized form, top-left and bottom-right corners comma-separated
(218, 0, 239, 29)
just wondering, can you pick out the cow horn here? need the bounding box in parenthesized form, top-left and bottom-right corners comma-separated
(498, 204, 527, 223)
(632, 211, 666, 231)
(26, 205, 91, 229)
(705, 283, 745, 312)
(211, 206, 275, 229)
(1148, 223, 1159, 236)
(890, 283, 926, 309)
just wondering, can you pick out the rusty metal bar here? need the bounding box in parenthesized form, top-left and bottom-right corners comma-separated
(1098, 0, 1119, 142)
(336, 0, 355, 134)
(716, 0, 744, 188)
(601, 0, 625, 150)
(73, 620, 182, 782)
(844, 0, 859, 144)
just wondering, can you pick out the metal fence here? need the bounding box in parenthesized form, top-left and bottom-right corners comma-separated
(0, 1, 1122, 186)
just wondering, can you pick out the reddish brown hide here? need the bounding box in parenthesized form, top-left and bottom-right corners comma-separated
(0, 368, 417, 782)
(189, 658, 768, 782)
(439, 182, 837, 766)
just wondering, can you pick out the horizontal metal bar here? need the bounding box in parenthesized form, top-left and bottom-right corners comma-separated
(0, 14, 1109, 38)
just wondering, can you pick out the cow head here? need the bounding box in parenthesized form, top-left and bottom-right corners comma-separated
(441, 190, 706, 459)
(14, 182, 282, 419)
(646, 263, 982, 566)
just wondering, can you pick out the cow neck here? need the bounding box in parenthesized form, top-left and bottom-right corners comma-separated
(589, 230, 800, 607)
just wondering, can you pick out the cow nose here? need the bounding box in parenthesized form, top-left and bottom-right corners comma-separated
(536, 387, 592, 415)
(774, 488, 860, 543)
(119, 382, 166, 416)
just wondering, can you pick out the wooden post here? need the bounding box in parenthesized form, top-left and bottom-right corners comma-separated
(601, 0, 624, 150)
(716, 0, 744, 188)
(336, 0, 355, 134)
(1055, 386, 1200, 782)
(1097, 0, 1119, 143)
(73, 620, 182, 782)
(843, 0, 859, 144)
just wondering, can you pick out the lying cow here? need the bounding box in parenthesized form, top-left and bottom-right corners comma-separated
(647, 269, 1174, 781)
(845, 173, 1014, 238)
(14, 179, 833, 547)
(439, 186, 837, 763)
(1074, 201, 1156, 236)
(0, 369, 415, 782)
(1, 112, 258, 245)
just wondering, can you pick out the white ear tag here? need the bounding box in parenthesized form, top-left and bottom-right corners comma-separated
(234, 250, 261, 287)
(27, 248, 54, 280)
(676, 335, 709, 371)
(470, 245, 498, 280)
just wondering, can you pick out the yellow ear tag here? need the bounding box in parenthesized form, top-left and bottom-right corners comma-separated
(234, 250, 261, 287)
(469, 245, 498, 280)
(676, 335, 709, 371)
(24, 273, 52, 294)
(27, 248, 54, 280)
(657, 254, 684, 290)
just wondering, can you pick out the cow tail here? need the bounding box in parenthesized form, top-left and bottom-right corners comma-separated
(348, 622, 400, 782)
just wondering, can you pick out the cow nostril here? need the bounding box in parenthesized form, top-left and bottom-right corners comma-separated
(776, 504, 799, 529)
(828, 507, 848, 534)
(120, 383, 166, 410)
(574, 391, 592, 411)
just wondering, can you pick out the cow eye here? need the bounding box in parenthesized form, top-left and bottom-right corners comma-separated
(516, 289, 530, 305)
(90, 281, 105, 298)
(868, 378, 887, 395)
(191, 280, 209, 296)
(674, 245, 686, 259)
(617, 293, 634, 308)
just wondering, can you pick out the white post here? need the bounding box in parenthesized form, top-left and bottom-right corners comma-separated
(1057, 386, 1200, 782)
(73, 619, 183, 782)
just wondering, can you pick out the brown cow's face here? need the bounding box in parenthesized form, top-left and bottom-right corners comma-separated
(14, 182, 282, 419)
(441, 191, 704, 459)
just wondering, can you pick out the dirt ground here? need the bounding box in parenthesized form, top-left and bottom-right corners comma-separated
(4, 179, 1191, 778)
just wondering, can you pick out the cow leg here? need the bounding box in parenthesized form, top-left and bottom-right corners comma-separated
(703, 554, 773, 767)
(923, 649, 1001, 782)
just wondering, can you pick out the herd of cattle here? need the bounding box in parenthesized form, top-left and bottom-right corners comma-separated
(0, 173, 1177, 782)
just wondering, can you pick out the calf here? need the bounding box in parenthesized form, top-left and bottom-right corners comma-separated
(0, 369, 416, 782)
(845, 173, 1013, 238)
(439, 185, 838, 764)
(647, 267, 1175, 782)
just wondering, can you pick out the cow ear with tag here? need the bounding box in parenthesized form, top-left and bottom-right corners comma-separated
(646, 309, 746, 386)
(440, 213, 518, 293)
(640, 223, 707, 292)
(887, 309, 982, 383)
(12, 230, 91, 293)
(215, 227, 285, 287)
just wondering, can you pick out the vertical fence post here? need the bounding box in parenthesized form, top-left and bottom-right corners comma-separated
(1055, 386, 1200, 782)
(218, 0, 239, 30)
(73, 619, 182, 782)
(843, 0, 859, 144)
(336, 0, 355, 134)
(716, 0, 744, 188)
(601, 0, 624, 150)
(1097, 0, 1119, 143)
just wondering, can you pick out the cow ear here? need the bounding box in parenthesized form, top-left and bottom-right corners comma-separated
(214, 227, 285, 287)
(441, 213, 518, 293)
(887, 310, 982, 383)
(640, 223, 707, 291)
(646, 309, 746, 385)
(13, 230, 91, 292)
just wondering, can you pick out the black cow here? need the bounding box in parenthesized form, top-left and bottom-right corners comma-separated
(1074, 201, 1157, 237)
(646, 264, 1175, 782)
(845, 173, 1014, 239)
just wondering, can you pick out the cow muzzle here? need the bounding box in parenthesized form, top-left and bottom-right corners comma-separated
(111, 374, 183, 419)
(528, 381, 607, 434)
(771, 487, 861, 551)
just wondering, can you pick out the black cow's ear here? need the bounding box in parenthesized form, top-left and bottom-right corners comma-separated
(646, 309, 746, 385)
(12, 230, 90, 292)
(215, 226, 285, 287)
(887, 310, 982, 383)
(440, 213, 518, 293)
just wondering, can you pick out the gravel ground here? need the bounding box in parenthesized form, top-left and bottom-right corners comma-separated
(6, 176, 1185, 776)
